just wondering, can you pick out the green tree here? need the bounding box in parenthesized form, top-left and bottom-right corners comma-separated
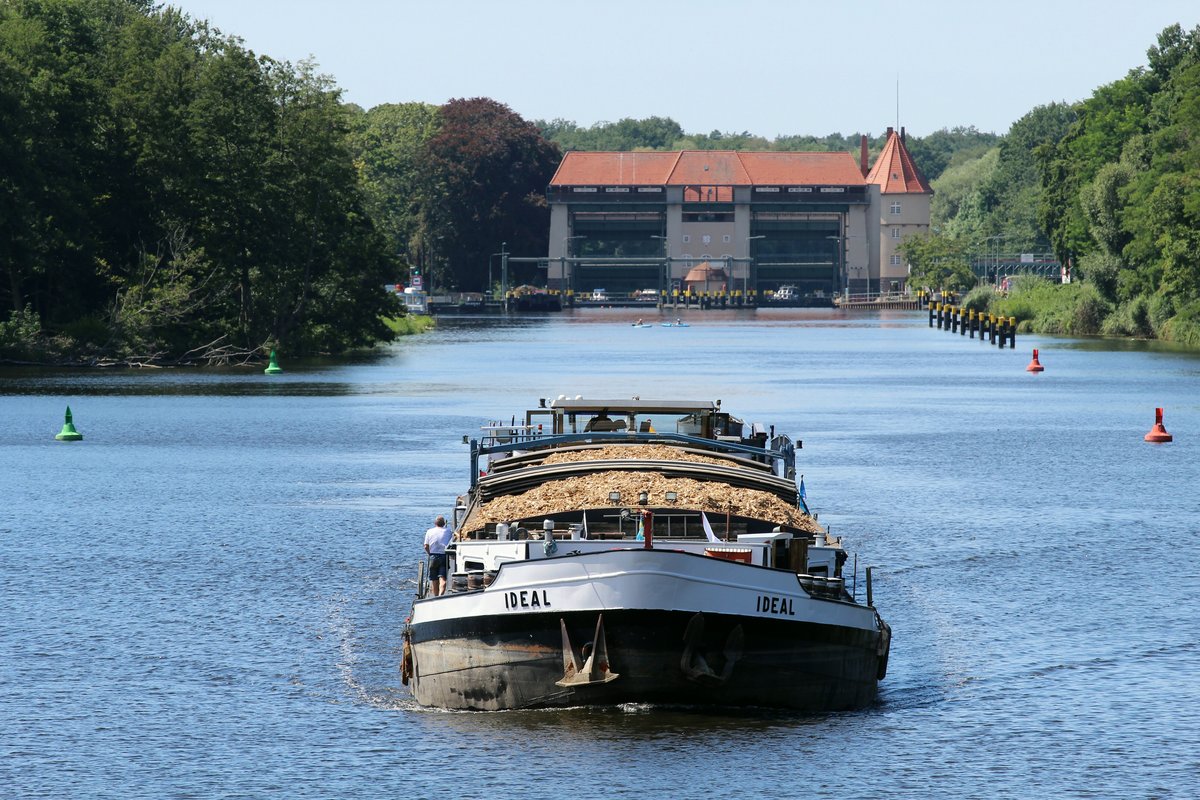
(1039, 71, 1153, 265)
(0, 0, 399, 361)
(907, 126, 999, 182)
(898, 233, 976, 291)
(537, 116, 684, 151)
(930, 147, 999, 243)
(348, 102, 440, 267)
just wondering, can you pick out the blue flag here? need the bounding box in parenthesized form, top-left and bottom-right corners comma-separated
(635, 516, 644, 541)
(799, 476, 810, 515)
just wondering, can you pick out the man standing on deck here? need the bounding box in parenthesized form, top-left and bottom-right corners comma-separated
(424, 515, 453, 596)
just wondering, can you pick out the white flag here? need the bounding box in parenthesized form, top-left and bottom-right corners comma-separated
(700, 512, 720, 543)
(581, 510, 588, 539)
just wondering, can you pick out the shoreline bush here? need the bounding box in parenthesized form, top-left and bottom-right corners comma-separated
(383, 315, 436, 335)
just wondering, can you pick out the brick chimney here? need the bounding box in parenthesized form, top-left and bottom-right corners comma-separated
(901, 126, 906, 143)
(860, 134, 869, 177)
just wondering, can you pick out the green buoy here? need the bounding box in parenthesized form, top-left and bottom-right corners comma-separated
(55, 405, 83, 441)
(264, 349, 283, 374)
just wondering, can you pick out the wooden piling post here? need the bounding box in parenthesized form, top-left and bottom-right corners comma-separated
(1008, 317, 1016, 349)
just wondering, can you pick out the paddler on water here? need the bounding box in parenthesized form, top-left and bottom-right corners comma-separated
(424, 515, 453, 596)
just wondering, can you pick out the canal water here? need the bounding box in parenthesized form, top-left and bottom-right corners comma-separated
(2, 308, 1197, 799)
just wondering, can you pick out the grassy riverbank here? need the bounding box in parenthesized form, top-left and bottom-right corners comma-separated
(383, 315, 436, 335)
(962, 278, 1200, 347)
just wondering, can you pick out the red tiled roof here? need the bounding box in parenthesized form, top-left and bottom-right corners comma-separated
(551, 150, 868, 188)
(865, 129, 932, 194)
(668, 151, 751, 185)
(549, 152, 681, 186)
(738, 152, 866, 186)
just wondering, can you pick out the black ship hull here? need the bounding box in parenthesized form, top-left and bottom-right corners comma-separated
(409, 608, 885, 711)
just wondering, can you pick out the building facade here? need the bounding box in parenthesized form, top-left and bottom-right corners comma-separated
(546, 127, 931, 298)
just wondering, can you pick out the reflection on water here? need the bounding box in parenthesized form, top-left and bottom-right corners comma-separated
(2, 309, 1198, 799)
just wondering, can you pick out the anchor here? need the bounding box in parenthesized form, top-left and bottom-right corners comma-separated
(681, 612, 744, 685)
(556, 615, 619, 687)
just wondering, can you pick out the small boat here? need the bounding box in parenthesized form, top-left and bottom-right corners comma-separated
(632, 319, 652, 328)
(773, 285, 798, 303)
(661, 319, 690, 328)
(402, 397, 890, 712)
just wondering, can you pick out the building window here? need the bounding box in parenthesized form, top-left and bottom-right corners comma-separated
(682, 234, 690, 243)
(891, 228, 901, 239)
(890, 255, 902, 266)
(890, 202, 901, 215)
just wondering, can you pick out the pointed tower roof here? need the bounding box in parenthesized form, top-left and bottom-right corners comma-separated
(866, 127, 932, 194)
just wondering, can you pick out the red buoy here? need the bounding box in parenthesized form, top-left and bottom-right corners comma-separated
(1144, 407, 1173, 443)
(1025, 348, 1045, 372)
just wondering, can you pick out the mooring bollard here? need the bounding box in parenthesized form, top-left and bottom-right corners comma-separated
(961, 309, 968, 336)
(928, 302, 936, 327)
(1008, 317, 1017, 348)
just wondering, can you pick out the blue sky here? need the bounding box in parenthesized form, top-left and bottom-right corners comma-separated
(171, 0, 1199, 138)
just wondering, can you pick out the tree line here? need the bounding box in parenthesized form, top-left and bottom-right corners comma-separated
(901, 23, 1200, 345)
